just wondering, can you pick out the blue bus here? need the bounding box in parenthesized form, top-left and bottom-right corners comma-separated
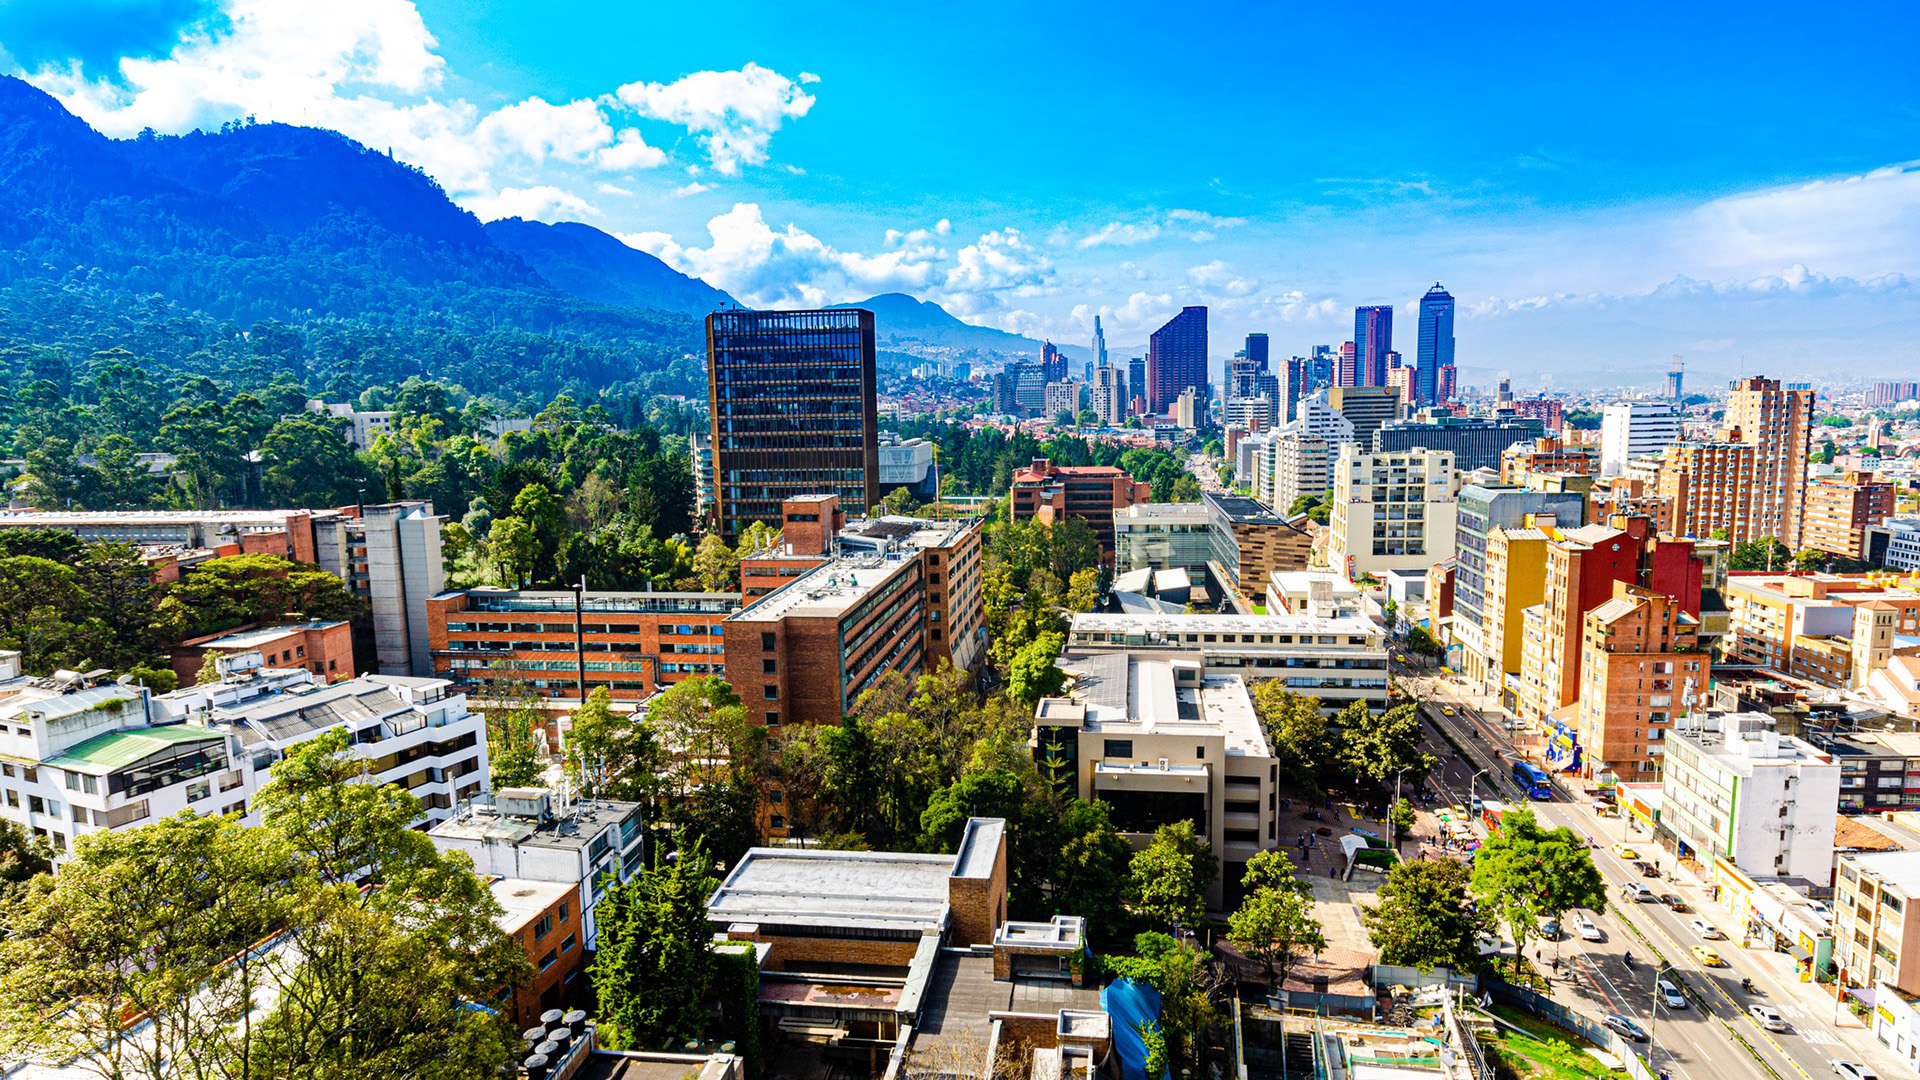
(1512, 761, 1553, 800)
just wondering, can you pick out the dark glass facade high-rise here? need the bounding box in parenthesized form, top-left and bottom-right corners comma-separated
(1415, 283, 1455, 406)
(707, 308, 879, 538)
(1128, 356, 1147, 413)
(1146, 306, 1208, 414)
(1352, 305, 1393, 387)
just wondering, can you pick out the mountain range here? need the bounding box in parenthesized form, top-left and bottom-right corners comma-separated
(0, 74, 1054, 380)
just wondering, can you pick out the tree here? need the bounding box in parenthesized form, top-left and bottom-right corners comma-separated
(0, 813, 297, 1080)
(487, 697, 545, 789)
(1007, 631, 1066, 704)
(488, 515, 537, 587)
(1730, 536, 1792, 571)
(1252, 684, 1329, 799)
(1065, 567, 1101, 613)
(1470, 808, 1607, 975)
(259, 413, 379, 507)
(1130, 821, 1218, 930)
(1389, 797, 1416, 840)
(1227, 852, 1325, 985)
(0, 819, 51, 902)
(591, 831, 722, 1051)
(1383, 598, 1399, 632)
(1048, 516, 1102, 581)
(566, 686, 663, 802)
(1335, 701, 1433, 787)
(1405, 625, 1442, 658)
(692, 532, 740, 592)
(1030, 798, 1135, 935)
(920, 769, 1028, 852)
(1362, 859, 1492, 972)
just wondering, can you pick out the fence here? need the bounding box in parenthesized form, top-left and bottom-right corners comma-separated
(1366, 964, 1480, 994)
(1483, 978, 1656, 1080)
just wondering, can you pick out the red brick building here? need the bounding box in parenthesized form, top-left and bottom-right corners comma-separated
(425, 588, 737, 702)
(1800, 470, 1894, 559)
(1009, 458, 1151, 558)
(170, 620, 355, 685)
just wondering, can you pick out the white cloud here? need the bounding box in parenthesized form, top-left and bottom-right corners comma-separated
(463, 185, 597, 222)
(673, 181, 713, 197)
(1079, 221, 1161, 249)
(24, 0, 815, 214)
(1186, 260, 1258, 296)
(613, 62, 815, 176)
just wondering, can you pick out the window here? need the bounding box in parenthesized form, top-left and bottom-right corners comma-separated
(538, 949, 559, 972)
(559, 900, 570, 923)
(561, 933, 577, 954)
(186, 781, 211, 803)
(535, 913, 554, 939)
(765, 711, 780, 727)
(763, 686, 778, 700)
(1196, 746, 1205, 760)
(763, 659, 777, 674)
(762, 632, 776, 651)
(768, 788, 784, 804)
(1103, 739, 1133, 759)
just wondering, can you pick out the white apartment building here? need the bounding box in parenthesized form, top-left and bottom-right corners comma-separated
(0, 649, 489, 859)
(306, 398, 395, 450)
(430, 787, 645, 950)
(1328, 446, 1460, 577)
(1113, 503, 1215, 573)
(1659, 713, 1840, 882)
(1270, 432, 1334, 517)
(1266, 571, 1365, 619)
(1601, 401, 1684, 477)
(1290, 389, 1359, 447)
(1835, 851, 1920, 996)
(1034, 653, 1276, 907)
(1063, 610, 1388, 713)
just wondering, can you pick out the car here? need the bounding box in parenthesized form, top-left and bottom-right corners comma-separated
(1834, 1061, 1881, 1080)
(1749, 1004, 1788, 1032)
(1503, 720, 1524, 730)
(1442, 706, 1456, 716)
(1394, 654, 1408, 663)
(1539, 919, 1561, 940)
(1688, 918, 1726, 940)
(1690, 945, 1724, 966)
(1612, 843, 1641, 859)
(1636, 861, 1660, 878)
(1657, 979, 1686, 1009)
(1603, 1014, 1649, 1041)
(1807, 899, 1833, 919)
(1579, 920, 1605, 942)
(1661, 894, 1691, 912)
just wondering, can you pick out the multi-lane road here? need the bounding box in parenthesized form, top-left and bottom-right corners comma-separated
(1393, 656, 1895, 1080)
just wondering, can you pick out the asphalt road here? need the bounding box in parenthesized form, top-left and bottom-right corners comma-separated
(1392, 657, 1878, 1080)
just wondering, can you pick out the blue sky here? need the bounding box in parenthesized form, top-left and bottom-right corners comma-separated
(5, 0, 1920, 387)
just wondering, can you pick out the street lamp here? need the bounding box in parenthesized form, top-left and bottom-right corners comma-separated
(1647, 964, 1681, 1075)
(1391, 765, 1413, 850)
(1470, 768, 1491, 814)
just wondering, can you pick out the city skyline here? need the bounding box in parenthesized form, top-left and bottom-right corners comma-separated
(4, 1, 1917, 380)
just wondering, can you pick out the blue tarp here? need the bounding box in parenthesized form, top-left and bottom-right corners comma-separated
(1101, 976, 1165, 1080)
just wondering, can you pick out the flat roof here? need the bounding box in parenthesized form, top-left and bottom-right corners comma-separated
(707, 847, 956, 933)
(1070, 611, 1379, 638)
(192, 621, 348, 649)
(0, 509, 309, 526)
(725, 552, 919, 623)
(488, 877, 576, 933)
(1115, 502, 1210, 521)
(1846, 851, 1920, 895)
(952, 817, 1003, 880)
(1048, 654, 1271, 756)
(1203, 491, 1285, 523)
(430, 795, 640, 852)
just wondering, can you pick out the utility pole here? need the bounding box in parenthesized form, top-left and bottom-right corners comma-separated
(572, 575, 587, 704)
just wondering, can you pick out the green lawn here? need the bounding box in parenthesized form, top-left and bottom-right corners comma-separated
(1480, 1005, 1613, 1080)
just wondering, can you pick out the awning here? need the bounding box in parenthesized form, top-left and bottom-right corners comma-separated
(1787, 943, 1813, 963)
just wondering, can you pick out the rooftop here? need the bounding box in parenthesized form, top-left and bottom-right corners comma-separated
(1069, 610, 1380, 641)
(487, 877, 576, 934)
(1045, 653, 1270, 756)
(431, 793, 641, 852)
(0, 508, 313, 526)
(44, 724, 226, 775)
(444, 587, 738, 614)
(1203, 491, 1286, 524)
(724, 551, 920, 623)
(1115, 502, 1211, 522)
(1668, 713, 1834, 771)
(707, 848, 957, 933)
(1845, 850, 1920, 895)
(187, 621, 350, 650)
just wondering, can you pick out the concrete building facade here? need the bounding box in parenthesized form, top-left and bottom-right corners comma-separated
(1659, 713, 1840, 882)
(1328, 446, 1459, 577)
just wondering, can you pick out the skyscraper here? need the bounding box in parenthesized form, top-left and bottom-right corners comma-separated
(1244, 332, 1269, 371)
(1353, 305, 1393, 387)
(1336, 341, 1359, 387)
(707, 307, 879, 538)
(1146, 306, 1208, 415)
(1093, 315, 1108, 369)
(1415, 283, 1455, 406)
(1128, 356, 1147, 414)
(1041, 341, 1068, 384)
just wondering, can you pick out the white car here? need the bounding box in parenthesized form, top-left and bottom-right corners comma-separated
(1834, 1061, 1880, 1080)
(1573, 913, 1604, 942)
(1688, 918, 1726, 940)
(1657, 979, 1686, 1009)
(1749, 1004, 1788, 1032)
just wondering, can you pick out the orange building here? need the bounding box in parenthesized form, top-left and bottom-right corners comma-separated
(489, 877, 585, 1027)
(1800, 470, 1893, 559)
(1574, 583, 1707, 783)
